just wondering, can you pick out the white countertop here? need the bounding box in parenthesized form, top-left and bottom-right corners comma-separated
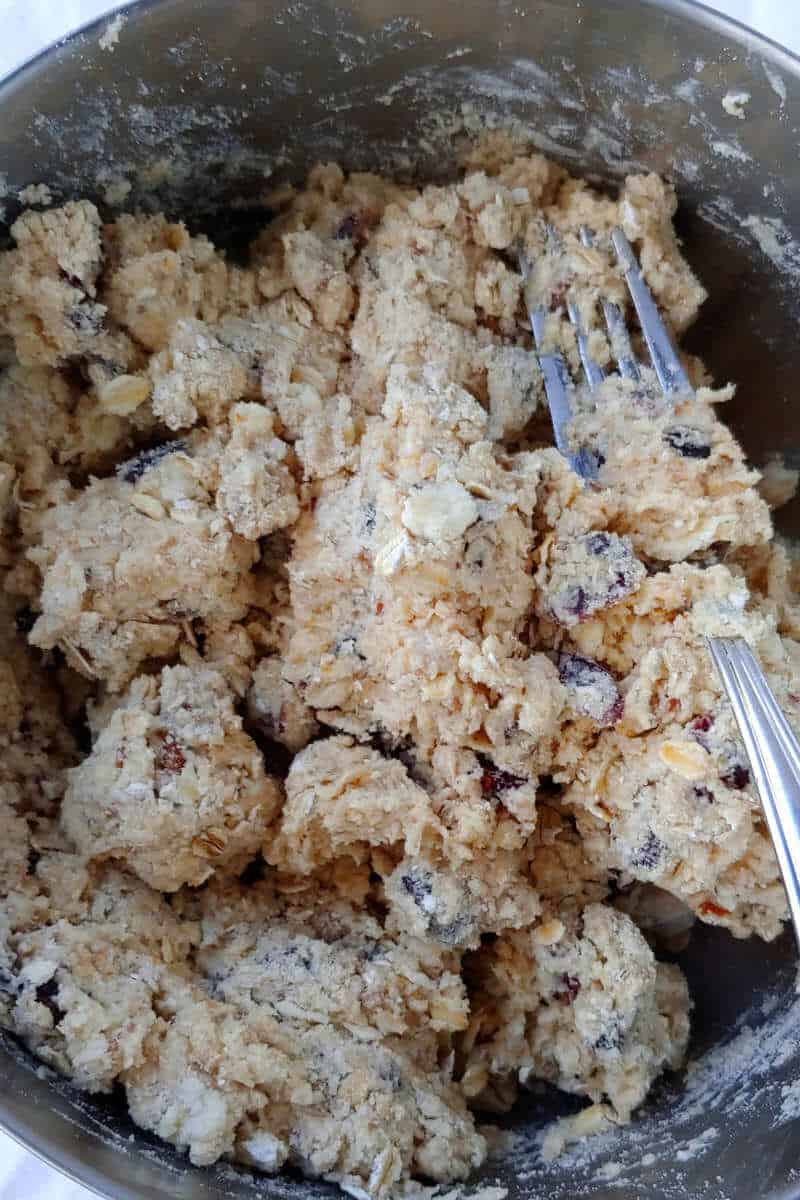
(0, 0, 797, 1196)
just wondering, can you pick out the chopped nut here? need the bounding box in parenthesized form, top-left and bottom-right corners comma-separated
(533, 916, 565, 945)
(97, 373, 151, 415)
(374, 531, 410, 577)
(659, 739, 710, 780)
(585, 795, 614, 821)
(401, 480, 478, 542)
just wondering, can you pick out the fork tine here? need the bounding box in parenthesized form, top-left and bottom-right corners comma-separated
(566, 296, 605, 391)
(579, 227, 640, 383)
(611, 227, 692, 395)
(602, 300, 642, 382)
(518, 245, 599, 481)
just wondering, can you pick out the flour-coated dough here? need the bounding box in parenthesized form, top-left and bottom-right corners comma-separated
(0, 145, 794, 1197)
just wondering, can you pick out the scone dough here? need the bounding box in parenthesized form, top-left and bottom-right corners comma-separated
(0, 144, 795, 1198)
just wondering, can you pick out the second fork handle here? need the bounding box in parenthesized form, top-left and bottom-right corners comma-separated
(707, 636, 800, 950)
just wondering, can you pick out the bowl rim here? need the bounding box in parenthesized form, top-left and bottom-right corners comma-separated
(2, 0, 800, 98)
(2, 1, 800, 1198)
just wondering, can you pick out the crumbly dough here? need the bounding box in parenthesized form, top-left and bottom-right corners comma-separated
(460, 902, 690, 1120)
(0, 145, 796, 1198)
(25, 431, 264, 690)
(62, 664, 281, 890)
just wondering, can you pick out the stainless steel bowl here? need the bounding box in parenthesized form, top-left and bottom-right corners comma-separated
(3, 2, 800, 1196)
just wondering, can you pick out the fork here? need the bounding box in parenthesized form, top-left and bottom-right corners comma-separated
(520, 225, 800, 948)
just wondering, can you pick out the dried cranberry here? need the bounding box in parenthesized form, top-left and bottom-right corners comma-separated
(67, 303, 104, 335)
(336, 214, 361, 240)
(480, 764, 528, 799)
(117, 439, 186, 484)
(14, 607, 36, 635)
(59, 268, 85, 291)
(689, 714, 714, 750)
(399, 869, 474, 945)
(630, 383, 669, 415)
(282, 943, 313, 970)
(361, 502, 376, 535)
(629, 830, 666, 871)
(35, 977, 65, 1026)
(663, 425, 711, 460)
(555, 973, 581, 1004)
(239, 855, 267, 886)
(254, 709, 286, 741)
(156, 734, 186, 774)
(430, 914, 473, 945)
(721, 762, 751, 791)
(595, 1024, 623, 1052)
(335, 208, 379, 244)
(546, 532, 644, 627)
(559, 585, 589, 622)
(252, 734, 293, 780)
(334, 634, 366, 662)
(401, 870, 433, 907)
(585, 532, 612, 555)
(558, 653, 622, 725)
(700, 899, 731, 918)
(558, 654, 596, 687)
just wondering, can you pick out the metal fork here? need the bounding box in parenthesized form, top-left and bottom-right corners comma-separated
(521, 225, 800, 948)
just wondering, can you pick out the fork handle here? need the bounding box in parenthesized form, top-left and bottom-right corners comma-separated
(707, 636, 800, 947)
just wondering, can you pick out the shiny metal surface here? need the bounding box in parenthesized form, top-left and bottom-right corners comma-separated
(612, 227, 694, 396)
(580, 227, 641, 383)
(520, 246, 600, 480)
(3, 2, 800, 1198)
(519, 246, 599, 479)
(709, 638, 800, 951)
(567, 296, 607, 391)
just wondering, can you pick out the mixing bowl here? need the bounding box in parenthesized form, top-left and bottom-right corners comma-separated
(2, 1, 800, 1197)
